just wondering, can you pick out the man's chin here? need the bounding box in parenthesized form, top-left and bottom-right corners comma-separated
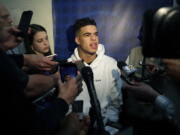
(89, 52, 96, 55)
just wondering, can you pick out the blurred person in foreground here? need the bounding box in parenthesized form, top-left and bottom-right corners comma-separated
(0, 3, 84, 135)
(0, 3, 26, 54)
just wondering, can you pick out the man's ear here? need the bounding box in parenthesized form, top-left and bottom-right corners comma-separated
(75, 36, 80, 45)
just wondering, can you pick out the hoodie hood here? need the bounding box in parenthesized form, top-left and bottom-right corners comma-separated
(68, 44, 105, 68)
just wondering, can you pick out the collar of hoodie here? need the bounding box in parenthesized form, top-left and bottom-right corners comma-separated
(68, 44, 105, 69)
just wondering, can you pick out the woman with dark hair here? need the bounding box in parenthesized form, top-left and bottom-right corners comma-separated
(25, 24, 52, 56)
(24, 24, 54, 74)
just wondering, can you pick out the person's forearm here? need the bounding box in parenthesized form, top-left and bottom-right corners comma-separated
(7, 54, 24, 68)
(34, 98, 69, 134)
(23, 54, 58, 71)
(23, 54, 32, 67)
(25, 74, 57, 98)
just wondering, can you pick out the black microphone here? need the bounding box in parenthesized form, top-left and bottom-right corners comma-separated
(81, 66, 107, 133)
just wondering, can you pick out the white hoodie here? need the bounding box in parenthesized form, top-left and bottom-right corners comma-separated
(68, 44, 123, 134)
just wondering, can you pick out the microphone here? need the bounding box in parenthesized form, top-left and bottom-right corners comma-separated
(81, 66, 107, 133)
(117, 61, 137, 77)
(81, 67, 101, 111)
(117, 61, 138, 85)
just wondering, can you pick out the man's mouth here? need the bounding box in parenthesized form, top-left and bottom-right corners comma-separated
(90, 43, 98, 49)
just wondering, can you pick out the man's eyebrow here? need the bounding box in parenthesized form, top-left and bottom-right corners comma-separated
(82, 31, 98, 35)
(82, 32, 91, 35)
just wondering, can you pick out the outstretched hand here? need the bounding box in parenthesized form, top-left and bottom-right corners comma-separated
(123, 82, 160, 102)
(57, 72, 83, 104)
(23, 54, 58, 71)
(162, 59, 180, 82)
(58, 113, 90, 135)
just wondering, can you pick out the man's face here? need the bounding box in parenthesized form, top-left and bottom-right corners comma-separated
(0, 27, 19, 50)
(0, 4, 19, 51)
(0, 5, 12, 27)
(75, 25, 99, 55)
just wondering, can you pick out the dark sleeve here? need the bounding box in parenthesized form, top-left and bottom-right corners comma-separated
(41, 98, 69, 121)
(35, 98, 69, 134)
(0, 50, 28, 95)
(7, 54, 24, 68)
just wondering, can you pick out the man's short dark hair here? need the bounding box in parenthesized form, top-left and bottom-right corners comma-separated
(73, 17, 96, 35)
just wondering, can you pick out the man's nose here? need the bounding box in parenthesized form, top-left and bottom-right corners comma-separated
(91, 35, 96, 41)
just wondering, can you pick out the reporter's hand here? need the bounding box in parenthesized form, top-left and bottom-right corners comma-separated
(123, 82, 160, 102)
(23, 54, 58, 71)
(162, 59, 180, 82)
(80, 115, 90, 134)
(49, 71, 61, 85)
(59, 113, 89, 135)
(57, 73, 83, 104)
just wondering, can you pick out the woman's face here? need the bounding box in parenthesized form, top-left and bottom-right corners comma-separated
(32, 31, 50, 54)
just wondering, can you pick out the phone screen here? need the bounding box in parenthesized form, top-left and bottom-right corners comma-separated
(60, 63, 77, 82)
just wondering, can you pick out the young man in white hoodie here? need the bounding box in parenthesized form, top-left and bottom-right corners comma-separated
(68, 17, 123, 135)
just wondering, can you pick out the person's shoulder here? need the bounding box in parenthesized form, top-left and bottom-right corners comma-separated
(102, 55, 120, 70)
(103, 55, 117, 64)
(102, 55, 121, 79)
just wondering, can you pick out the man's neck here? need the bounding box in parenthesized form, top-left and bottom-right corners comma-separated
(78, 49, 97, 63)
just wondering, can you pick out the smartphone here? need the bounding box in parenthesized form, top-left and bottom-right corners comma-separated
(46, 54, 57, 58)
(16, 10, 33, 37)
(60, 62, 78, 82)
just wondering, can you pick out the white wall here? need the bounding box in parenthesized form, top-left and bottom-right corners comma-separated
(1, 0, 54, 53)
